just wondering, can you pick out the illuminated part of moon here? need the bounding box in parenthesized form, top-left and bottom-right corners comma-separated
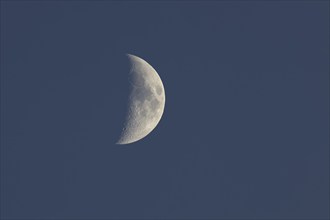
(116, 54, 165, 145)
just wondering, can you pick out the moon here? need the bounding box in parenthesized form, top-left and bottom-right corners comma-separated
(116, 54, 165, 145)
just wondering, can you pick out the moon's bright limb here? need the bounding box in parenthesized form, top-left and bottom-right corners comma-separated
(116, 54, 165, 145)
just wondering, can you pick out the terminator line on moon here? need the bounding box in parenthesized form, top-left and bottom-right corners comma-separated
(116, 54, 166, 145)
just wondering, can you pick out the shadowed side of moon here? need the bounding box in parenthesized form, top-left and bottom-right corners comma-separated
(106, 54, 132, 144)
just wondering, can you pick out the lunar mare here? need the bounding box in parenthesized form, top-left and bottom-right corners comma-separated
(116, 54, 165, 145)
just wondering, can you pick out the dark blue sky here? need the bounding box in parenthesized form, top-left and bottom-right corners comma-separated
(1, 1, 329, 219)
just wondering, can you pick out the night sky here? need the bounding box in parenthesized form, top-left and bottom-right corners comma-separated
(1, 1, 329, 219)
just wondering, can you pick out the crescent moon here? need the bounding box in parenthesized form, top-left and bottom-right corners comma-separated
(116, 54, 166, 145)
